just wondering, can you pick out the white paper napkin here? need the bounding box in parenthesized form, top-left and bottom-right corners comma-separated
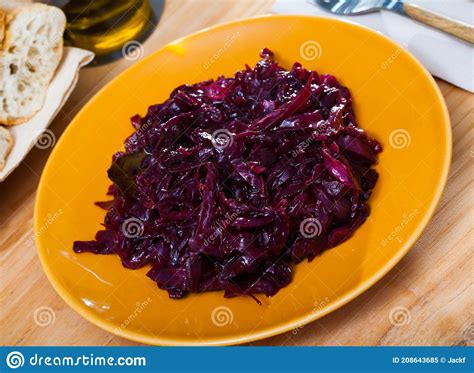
(0, 47, 94, 181)
(272, 0, 474, 92)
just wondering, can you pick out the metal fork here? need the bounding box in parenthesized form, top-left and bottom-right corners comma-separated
(314, 0, 474, 44)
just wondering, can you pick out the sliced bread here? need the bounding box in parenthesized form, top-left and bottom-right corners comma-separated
(0, 125, 12, 170)
(0, 9, 4, 49)
(0, 4, 66, 125)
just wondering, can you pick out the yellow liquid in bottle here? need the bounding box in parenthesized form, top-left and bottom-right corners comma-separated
(62, 0, 156, 63)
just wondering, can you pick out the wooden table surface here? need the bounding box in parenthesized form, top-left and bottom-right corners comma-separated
(1, 0, 472, 346)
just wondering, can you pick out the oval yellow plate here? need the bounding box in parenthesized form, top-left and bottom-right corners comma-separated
(35, 15, 451, 346)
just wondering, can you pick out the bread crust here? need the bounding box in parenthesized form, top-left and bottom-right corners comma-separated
(0, 125, 13, 171)
(0, 10, 5, 49)
(0, 115, 36, 126)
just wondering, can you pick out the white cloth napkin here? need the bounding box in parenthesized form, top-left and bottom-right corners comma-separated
(0, 47, 94, 181)
(272, 0, 474, 92)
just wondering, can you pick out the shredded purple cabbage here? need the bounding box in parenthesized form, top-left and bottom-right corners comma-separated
(73, 49, 382, 300)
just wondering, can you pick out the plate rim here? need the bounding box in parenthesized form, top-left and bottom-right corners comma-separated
(34, 14, 452, 346)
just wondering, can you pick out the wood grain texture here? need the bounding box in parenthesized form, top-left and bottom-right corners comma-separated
(0, 0, 472, 346)
(403, 3, 474, 44)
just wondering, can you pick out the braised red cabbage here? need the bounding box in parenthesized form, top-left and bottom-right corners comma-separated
(73, 49, 382, 300)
